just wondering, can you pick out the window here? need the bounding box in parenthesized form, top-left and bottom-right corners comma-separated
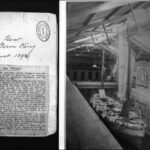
(96, 72, 99, 81)
(88, 72, 92, 81)
(81, 71, 85, 81)
(73, 71, 77, 81)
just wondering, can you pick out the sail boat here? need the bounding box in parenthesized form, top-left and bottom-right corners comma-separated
(90, 28, 146, 148)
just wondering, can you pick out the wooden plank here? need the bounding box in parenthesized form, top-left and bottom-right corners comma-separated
(83, 13, 96, 26)
(68, 15, 125, 33)
(67, 16, 126, 44)
(76, 13, 96, 36)
(67, 77, 122, 150)
(104, 6, 122, 21)
(73, 81, 118, 89)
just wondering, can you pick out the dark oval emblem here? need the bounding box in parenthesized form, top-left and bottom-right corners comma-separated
(36, 21, 50, 42)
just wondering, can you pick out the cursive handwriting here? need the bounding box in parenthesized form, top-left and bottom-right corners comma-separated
(0, 35, 36, 60)
(0, 42, 16, 48)
(14, 49, 34, 60)
(0, 54, 11, 58)
(19, 42, 36, 49)
(4, 35, 23, 42)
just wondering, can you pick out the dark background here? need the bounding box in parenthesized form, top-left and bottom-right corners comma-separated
(0, 1, 59, 150)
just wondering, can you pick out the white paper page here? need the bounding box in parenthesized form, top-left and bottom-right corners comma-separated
(0, 12, 57, 136)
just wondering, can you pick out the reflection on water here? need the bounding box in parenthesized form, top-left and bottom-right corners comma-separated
(79, 88, 150, 150)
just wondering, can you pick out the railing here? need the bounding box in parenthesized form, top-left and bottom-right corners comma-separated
(67, 69, 115, 82)
(73, 81, 118, 89)
(66, 77, 122, 150)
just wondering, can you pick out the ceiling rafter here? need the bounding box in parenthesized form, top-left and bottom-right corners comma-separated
(76, 12, 96, 36)
(104, 6, 123, 21)
(119, 2, 144, 16)
(67, 16, 127, 43)
(67, 1, 149, 53)
(68, 15, 125, 33)
(83, 13, 96, 26)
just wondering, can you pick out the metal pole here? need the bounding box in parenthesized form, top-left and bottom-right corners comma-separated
(101, 49, 104, 88)
(103, 25, 111, 45)
(129, 4, 140, 32)
(121, 28, 131, 117)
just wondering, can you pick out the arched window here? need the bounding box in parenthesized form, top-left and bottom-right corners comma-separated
(137, 68, 148, 88)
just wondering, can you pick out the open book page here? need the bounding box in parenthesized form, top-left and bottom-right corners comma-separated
(0, 12, 57, 136)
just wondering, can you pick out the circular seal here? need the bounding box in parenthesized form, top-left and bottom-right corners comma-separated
(36, 21, 50, 42)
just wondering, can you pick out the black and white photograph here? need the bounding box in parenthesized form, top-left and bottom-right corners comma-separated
(66, 1, 150, 150)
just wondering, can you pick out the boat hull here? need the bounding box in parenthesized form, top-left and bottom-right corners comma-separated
(100, 116, 145, 149)
(90, 94, 146, 149)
